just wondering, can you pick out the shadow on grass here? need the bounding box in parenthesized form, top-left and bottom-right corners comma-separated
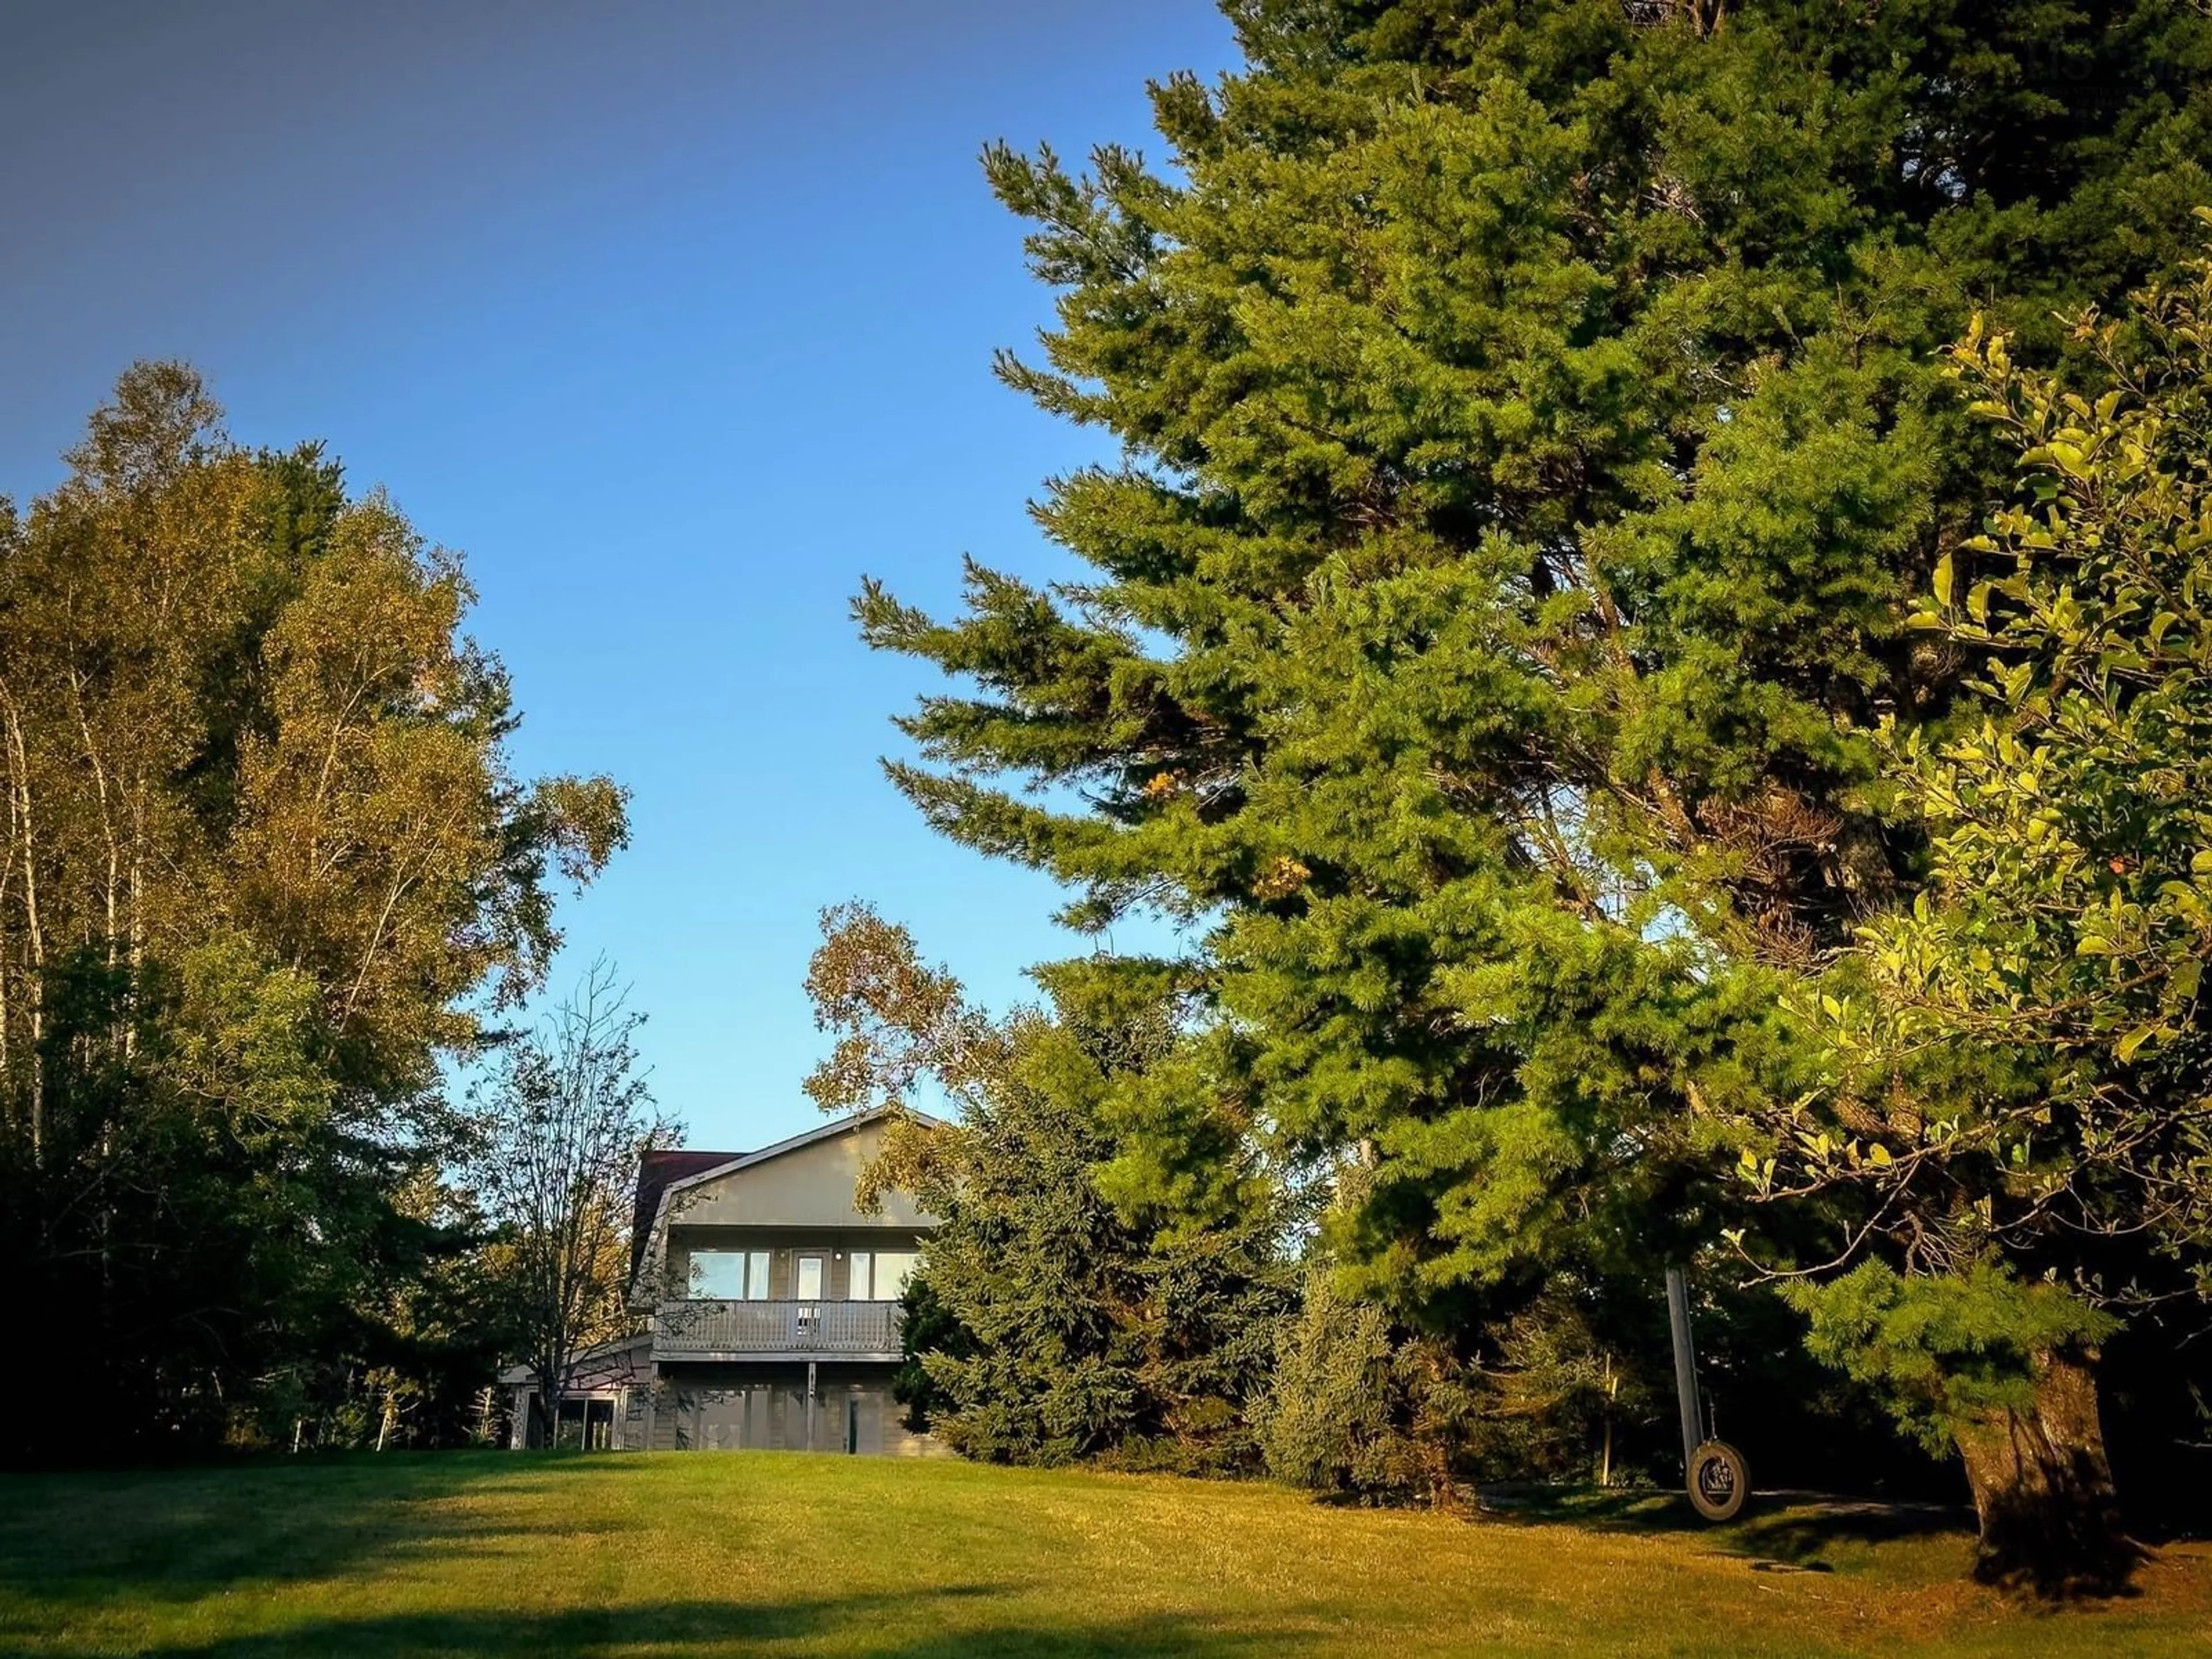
(0, 1451, 637, 1611)
(1482, 1484, 1972, 1575)
(21, 1591, 1312, 1659)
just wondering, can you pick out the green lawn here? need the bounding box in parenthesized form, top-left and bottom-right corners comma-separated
(2, 1454, 2206, 1657)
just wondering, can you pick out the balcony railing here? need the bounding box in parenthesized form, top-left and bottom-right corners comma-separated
(654, 1299, 901, 1358)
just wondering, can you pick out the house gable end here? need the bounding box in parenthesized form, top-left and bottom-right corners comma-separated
(669, 1116, 934, 1230)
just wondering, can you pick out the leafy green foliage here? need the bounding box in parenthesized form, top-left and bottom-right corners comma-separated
(1257, 1270, 1475, 1503)
(889, 1271, 971, 1433)
(856, 2, 2212, 1570)
(1786, 1263, 2118, 1457)
(1754, 257, 2212, 1315)
(1730, 259, 2212, 1586)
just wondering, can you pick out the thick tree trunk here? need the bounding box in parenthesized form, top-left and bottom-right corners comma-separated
(1952, 1346, 2137, 1595)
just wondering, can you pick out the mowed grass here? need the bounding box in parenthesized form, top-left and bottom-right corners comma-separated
(2, 1454, 2208, 1658)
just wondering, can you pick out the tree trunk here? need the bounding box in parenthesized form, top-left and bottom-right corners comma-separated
(1952, 1346, 2137, 1595)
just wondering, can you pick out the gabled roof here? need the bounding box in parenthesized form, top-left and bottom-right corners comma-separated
(628, 1106, 945, 1283)
(498, 1331, 653, 1389)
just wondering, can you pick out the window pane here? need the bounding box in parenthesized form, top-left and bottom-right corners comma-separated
(689, 1250, 744, 1298)
(872, 1251, 918, 1299)
(848, 1252, 872, 1301)
(796, 1256, 824, 1300)
(745, 1251, 771, 1301)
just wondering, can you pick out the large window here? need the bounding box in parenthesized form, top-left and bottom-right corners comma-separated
(554, 1397, 616, 1450)
(851, 1249, 919, 1300)
(689, 1249, 771, 1300)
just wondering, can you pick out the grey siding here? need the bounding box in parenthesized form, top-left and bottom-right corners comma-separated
(649, 1363, 938, 1456)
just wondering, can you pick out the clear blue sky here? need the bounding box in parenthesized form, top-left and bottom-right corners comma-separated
(0, 0, 1237, 1150)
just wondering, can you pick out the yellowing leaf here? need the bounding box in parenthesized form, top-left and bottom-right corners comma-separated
(2117, 1022, 2165, 1063)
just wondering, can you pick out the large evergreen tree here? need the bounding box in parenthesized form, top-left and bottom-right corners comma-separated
(857, 1, 2212, 1577)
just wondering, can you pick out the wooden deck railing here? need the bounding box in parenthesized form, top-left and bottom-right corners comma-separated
(654, 1299, 900, 1357)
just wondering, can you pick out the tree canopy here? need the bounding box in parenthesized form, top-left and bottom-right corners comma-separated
(1737, 253, 2212, 1589)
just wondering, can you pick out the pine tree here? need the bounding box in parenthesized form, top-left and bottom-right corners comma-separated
(857, 1, 2212, 1577)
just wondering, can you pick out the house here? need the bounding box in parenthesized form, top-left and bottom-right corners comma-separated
(502, 1106, 942, 1455)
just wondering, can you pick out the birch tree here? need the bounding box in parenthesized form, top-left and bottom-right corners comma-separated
(0, 364, 632, 1459)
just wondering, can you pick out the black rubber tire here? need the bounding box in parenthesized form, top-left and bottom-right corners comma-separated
(1688, 1440, 1749, 1522)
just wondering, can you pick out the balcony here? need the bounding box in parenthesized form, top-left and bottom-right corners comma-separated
(654, 1299, 901, 1359)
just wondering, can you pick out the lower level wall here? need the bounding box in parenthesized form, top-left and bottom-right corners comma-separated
(646, 1363, 941, 1457)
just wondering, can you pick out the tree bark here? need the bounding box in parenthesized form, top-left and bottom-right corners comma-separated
(1953, 1346, 2138, 1595)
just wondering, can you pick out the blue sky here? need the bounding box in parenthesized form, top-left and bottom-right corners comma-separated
(1, 0, 1238, 1150)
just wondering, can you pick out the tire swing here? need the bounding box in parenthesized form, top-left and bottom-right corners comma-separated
(1667, 1265, 1751, 1523)
(1687, 1438, 1750, 1523)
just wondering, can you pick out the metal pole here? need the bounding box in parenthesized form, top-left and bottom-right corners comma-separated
(1665, 1264, 1702, 1478)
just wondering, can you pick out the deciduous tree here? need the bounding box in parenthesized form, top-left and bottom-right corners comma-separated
(1742, 257, 2212, 1590)
(0, 364, 630, 1458)
(469, 960, 673, 1446)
